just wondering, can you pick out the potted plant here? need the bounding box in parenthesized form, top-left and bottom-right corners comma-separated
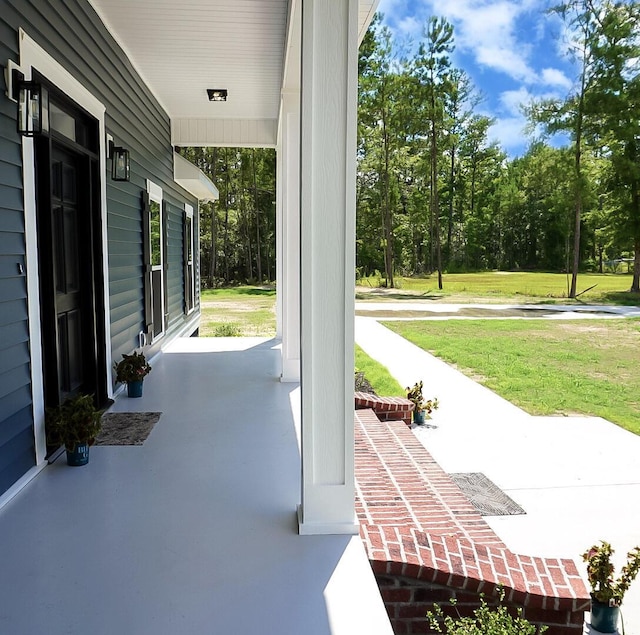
(582, 540, 640, 633)
(46, 394, 103, 466)
(114, 351, 152, 397)
(406, 380, 438, 424)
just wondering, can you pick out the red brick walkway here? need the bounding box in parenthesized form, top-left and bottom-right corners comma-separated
(354, 409, 590, 635)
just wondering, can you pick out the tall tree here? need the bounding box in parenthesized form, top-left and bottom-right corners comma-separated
(415, 17, 454, 289)
(587, 0, 640, 291)
(527, 0, 602, 297)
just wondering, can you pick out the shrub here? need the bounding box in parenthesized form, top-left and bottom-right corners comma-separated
(214, 323, 242, 337)
(427, 591, 545, 635)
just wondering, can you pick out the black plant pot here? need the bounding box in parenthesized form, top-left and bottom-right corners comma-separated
(590, 598, 620, 633)
(66, 442, 89, 466)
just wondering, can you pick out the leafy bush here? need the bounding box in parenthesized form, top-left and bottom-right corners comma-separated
(214, 323, 242, 337)
(427, 591, 545, 635)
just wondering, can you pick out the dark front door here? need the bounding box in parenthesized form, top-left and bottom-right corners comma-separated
(35, 91, 108, 429)
(50, 145, 91, 400)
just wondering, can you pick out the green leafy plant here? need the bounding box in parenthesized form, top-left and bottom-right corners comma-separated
(46, 394, 103, 450)
(427, 590, 544, 635)
(213, 323, 242, 337)
(114, 351, 152, 383)
(406, 380, 438, 416)
(583, 541, 640, 606)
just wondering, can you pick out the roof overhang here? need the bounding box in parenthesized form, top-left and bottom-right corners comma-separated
(88, 0, 379, 148)
(174, 153, 219, 202)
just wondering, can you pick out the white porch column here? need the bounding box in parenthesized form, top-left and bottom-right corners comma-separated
(275, 150, 283, 340)
(298, 0, 359, 535)
(279, 91, 301, 382)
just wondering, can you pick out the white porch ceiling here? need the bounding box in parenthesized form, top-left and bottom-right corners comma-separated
(88, 0, 379, 147)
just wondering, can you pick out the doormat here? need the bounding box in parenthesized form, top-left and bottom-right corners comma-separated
(96, 412, 162, 446)
(450, 472, 525, 516)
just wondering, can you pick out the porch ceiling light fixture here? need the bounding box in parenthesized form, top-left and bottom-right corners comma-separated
(14, 70, 49, 137)
(207, 88, 228, 102)
(109, 140, 131, 182)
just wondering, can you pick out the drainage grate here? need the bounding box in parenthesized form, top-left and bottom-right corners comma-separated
(450, 472, 526, 516)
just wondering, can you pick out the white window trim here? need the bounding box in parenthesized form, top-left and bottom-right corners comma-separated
(19, 29, 112, 467)
(185, 203, 195, 315)
(146, 180, 165, 339)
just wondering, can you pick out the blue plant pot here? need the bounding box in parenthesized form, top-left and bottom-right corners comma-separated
(413, 409, 425, 424)
(127, 380, 143, 398)
(590, 599, 620, 633)
(66, 442, 89, 466)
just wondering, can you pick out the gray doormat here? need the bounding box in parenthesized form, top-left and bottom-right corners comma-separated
(96, 412, 161, 446)
(450, 472, 526, 516)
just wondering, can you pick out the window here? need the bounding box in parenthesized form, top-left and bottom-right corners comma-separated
(184, 204, 195, 314)
(143, 181, 165, 340)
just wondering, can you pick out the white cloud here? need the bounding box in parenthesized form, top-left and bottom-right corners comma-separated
(379, 0, 567, 86)
(488, 115, 529, 154)
(541, 67, 572, 90)
(500, 87, 535, 116)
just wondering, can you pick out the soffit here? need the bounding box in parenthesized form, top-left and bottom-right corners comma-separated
(89, 0, 379, 123)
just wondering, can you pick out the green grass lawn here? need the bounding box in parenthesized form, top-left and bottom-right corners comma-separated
(358, 271, 639, 305)
(384, 318, 640, 434)
(199, 286, 276, 336)
(355, 345, 405, 396)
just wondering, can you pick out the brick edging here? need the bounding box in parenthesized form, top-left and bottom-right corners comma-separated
(355, 391, 414, 426)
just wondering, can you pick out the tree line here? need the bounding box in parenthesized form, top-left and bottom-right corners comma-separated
(357, 1, 640, 294)
(178, 147, 276, 288)
(181, 0, 639, 295)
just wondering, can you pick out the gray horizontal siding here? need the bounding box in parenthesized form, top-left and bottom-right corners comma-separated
(0, 8, 34, 496)
(7, 0, 197, 348)
(0, 0, 200, 495)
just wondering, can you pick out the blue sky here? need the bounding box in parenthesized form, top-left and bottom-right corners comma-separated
(376, 0, 577, 157)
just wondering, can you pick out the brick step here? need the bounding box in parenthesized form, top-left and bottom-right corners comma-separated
(355, 409, 590, 635)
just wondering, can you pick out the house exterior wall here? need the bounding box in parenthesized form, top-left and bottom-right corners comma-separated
(0, 0, 199, 498)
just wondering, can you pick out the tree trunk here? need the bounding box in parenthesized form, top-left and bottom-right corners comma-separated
(431, 118, 442, 289)
(382, 112, 394, 288)
(447, 144, 455, 266)
(632, 180, 640, 292)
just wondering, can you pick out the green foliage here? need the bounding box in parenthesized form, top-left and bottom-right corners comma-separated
(213, 323, 242, 337)
(177, 147, 276, 288)
(357, 5, 640, 286)
(405, 380, 438, 415)
(354, 345, 404, 397)
(46, 394, 103, 450)
(583, 541, 640, 605)
(427, 591, 544, 635)
(114, 352, 152, 384)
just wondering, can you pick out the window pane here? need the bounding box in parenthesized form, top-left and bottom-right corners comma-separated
(150, 200, 161, 266)
(186, 216, 193, 263)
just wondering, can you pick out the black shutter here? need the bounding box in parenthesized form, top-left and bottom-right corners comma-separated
(162, 200, 169, 325)
(141, 192, 153, 334)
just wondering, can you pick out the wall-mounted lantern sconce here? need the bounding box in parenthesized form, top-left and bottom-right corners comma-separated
(9, 68, 49, 137)
(108, 139, 130, 181)
(207, 88, 228, 102)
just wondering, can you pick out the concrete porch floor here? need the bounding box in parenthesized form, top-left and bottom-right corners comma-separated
(0, 337, 392, 635)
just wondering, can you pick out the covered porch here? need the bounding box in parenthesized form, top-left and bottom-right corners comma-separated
(0, 337, 391, 634)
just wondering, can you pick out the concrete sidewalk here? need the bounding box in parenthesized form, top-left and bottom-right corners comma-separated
(355, 316, 640, 634)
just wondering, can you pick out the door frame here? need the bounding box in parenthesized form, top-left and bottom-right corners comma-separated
(19, 29, 112, 466)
